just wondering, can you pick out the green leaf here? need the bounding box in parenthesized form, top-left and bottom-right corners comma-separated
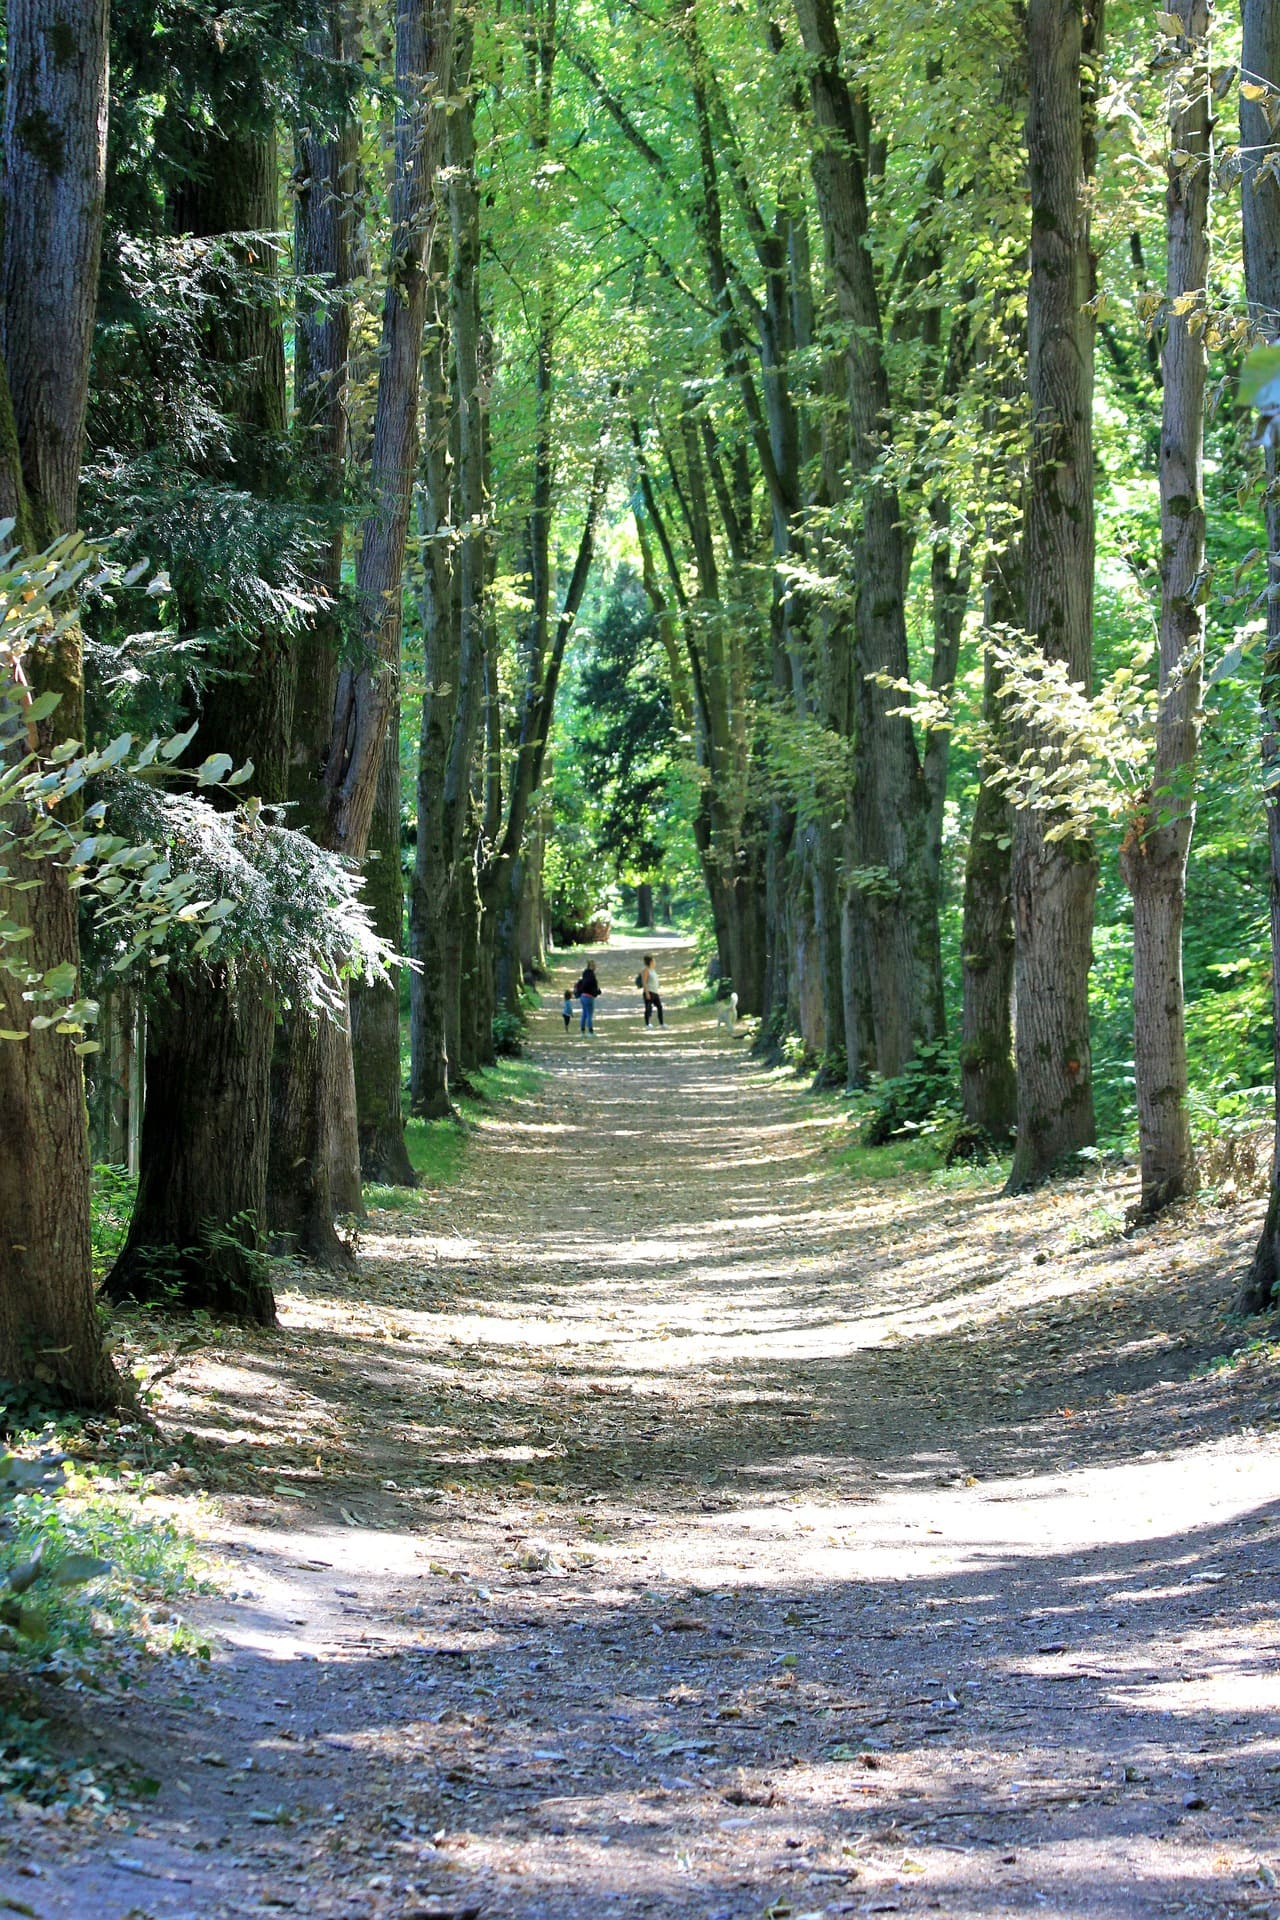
(41, 961, 78, 998)
(47, 1553, 113, 1589)
(159, 722, 198, 763)
(23, 690, 63, 724)
(1239, 344, 1280, 412)
(4, 1543, 45, 1595)
(196, 752, 234, 786)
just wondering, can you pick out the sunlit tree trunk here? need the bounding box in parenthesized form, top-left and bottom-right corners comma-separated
(411, 17, 485, 1115)
(1006, 0, 1104, 1192)
(961, 566, 1020, 1142)
(1120, 0, 1209, 1219)
(0, 0, 116, 1405)
(792, 0, 942, 1076)
(351, 718, 416, 1183)
(1240, 0, 1280, 1309)
(325, 0, 452, 859)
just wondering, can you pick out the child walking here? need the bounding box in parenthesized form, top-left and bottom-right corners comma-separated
(562, 987, 574, 1030)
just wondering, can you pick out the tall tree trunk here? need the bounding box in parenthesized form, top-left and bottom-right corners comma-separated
(409, 295, 456, 1118)
(1240, 0, 1280, 1309)
(0, 0, 119, 1408)
(961, 636, 1019, 1141)
(324, 0, 452, 861)
(792, 0, 942, 1075)
(1120, 0, 1209, 1219)
(410, 17, 485, 1117)
(352, 718, 416, 1184)
(1006, 0, 1104, 1192)
(268, 6, 362, 1265)
(109, 116, 290, 1321)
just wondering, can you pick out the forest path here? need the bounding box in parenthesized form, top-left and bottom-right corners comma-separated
(7, 934, 1280, 1919)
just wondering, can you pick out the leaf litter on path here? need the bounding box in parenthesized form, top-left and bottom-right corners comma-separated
(10, 938, 1280, 1919)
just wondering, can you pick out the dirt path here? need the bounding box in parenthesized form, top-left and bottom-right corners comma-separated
(4, 934, 1280, 1920)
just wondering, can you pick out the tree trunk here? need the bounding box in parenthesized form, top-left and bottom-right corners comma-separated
(324, 0, 452, 861)
(268, 6, 362, 1264)
(1241, 0, 1280, 1310)
(1006, 0, 1104, 1192)
(0, 0, 117, 1409)
(791, 0, 941, 1075)
(1119, 0, 1208, 1220)
(109, 118, 291, 1318)
(636, 881, 655, 929)
(409, 294, 456, 1118)
(352, 719, 416, 1185)
(961, 643, 1018, 1141)
(108, 972, 277, 1319)
(410, 28, 486, 1116)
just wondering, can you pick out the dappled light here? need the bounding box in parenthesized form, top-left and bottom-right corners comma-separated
(13, 937, 1277, 1919)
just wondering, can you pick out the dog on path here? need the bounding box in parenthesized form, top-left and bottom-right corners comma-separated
(715, 991, 739, 1030)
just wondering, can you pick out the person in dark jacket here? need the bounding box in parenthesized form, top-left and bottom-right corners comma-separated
(575, 961, 601, 1034)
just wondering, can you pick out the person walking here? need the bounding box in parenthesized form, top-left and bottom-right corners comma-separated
(576, 960, 601, 1034)
(641, 953, 664, 1028)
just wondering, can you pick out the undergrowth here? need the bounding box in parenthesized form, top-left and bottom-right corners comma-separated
(1, 1449, 207, 1689)
(387, 1058, 547, 1197)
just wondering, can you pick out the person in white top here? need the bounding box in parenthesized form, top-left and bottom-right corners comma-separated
(641, 954, 664, 1028)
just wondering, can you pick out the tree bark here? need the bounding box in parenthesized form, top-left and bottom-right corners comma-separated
(0, 0, 118, 1408)
(268, 6, 362, 1265)
(325, 0, 452, 862)
(1241, 0, 1280, 1310)
(108, 113, 291, 1319)
(108, 971, 276, 1317)
(351, 717, 417, 1185)
(961, 634, 1019, 1142)
(410, 16, 485, 1117)
(1006, 0, 1104, 1192)
(1120, 0, 1209, 1219)
(791, 0, 941, 1075)
(409, 294, 457, 1118)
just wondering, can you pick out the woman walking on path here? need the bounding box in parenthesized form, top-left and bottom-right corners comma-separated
(576, 960, 601, 1034)
(641, 954, 664, 1028)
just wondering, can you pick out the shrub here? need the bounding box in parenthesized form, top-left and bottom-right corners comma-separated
(859, 1040, 955, 1147)
(0, 1438, 203, 1678)
(492, 1009, 525, 1058)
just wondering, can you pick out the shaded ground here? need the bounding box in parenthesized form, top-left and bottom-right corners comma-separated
(3, 934, 1280, 1919)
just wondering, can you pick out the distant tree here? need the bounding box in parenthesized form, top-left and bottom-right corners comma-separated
(575, 567, 676, 884)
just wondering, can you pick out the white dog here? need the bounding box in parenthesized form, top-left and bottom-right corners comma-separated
(715, 991, 739, 1030)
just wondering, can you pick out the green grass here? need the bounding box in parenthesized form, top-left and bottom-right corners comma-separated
(389, 1058, 546, 1196)
(833, 1134, 945, 1183)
